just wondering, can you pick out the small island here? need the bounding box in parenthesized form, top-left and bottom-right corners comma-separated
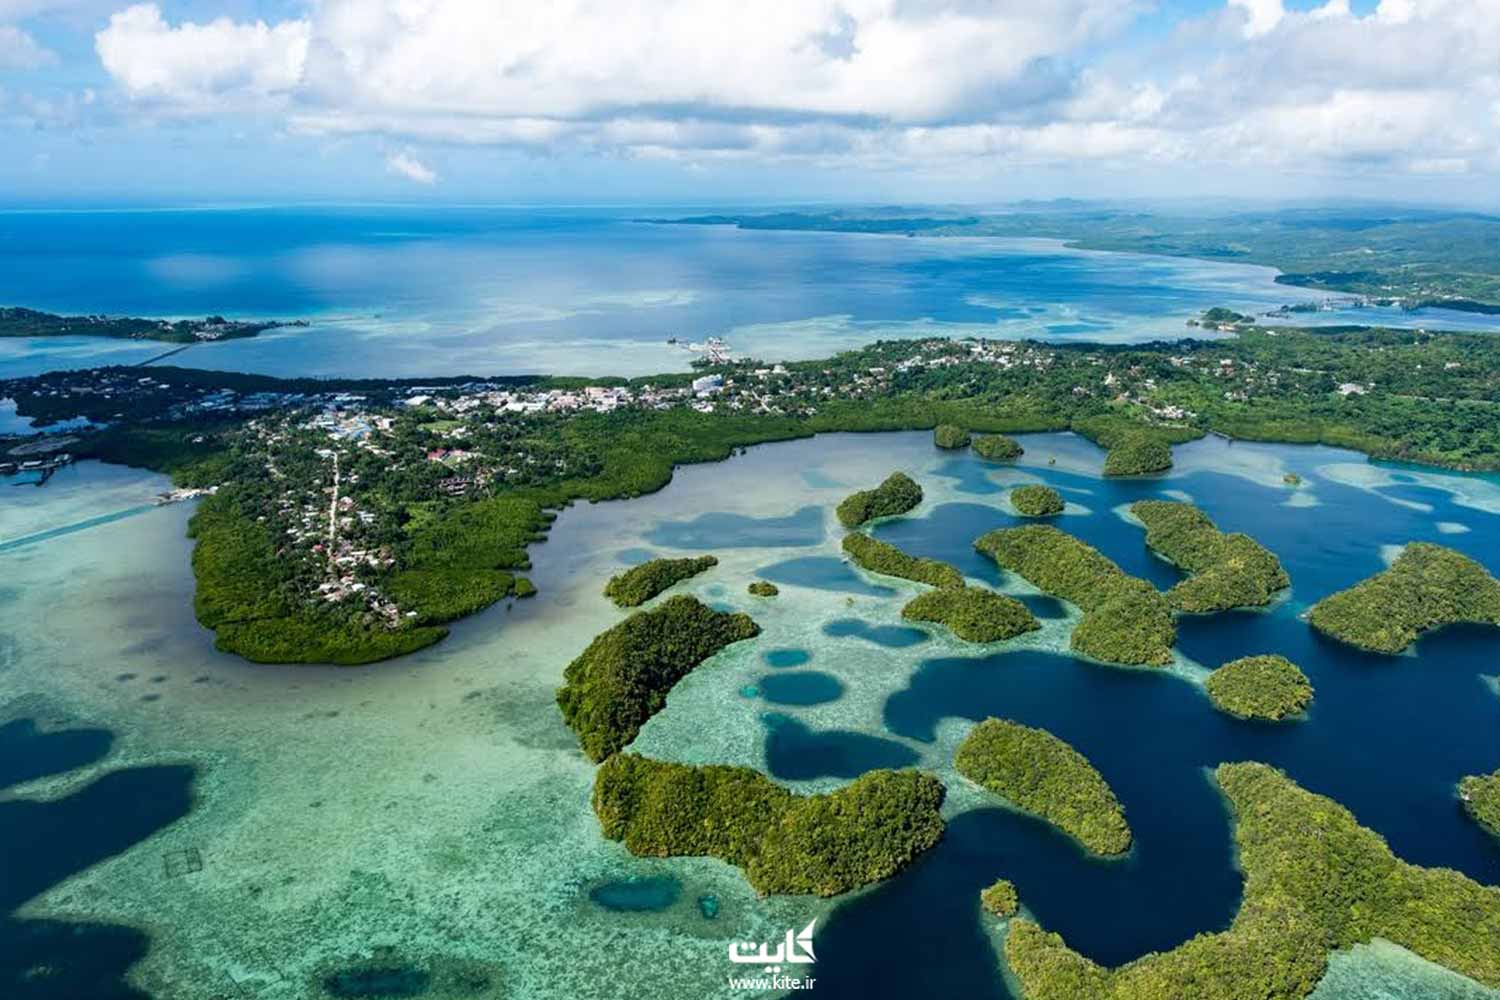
(842, 532, 964, 589)
(836, 471, 924, 528)
(1459, 771, 1500, 839)
(593, 754, 946, 897)
(603, 555, 718, 607)
(1307, 542, 1500, 653)
(1004, 762, 1500, 1000)
(1205, 655, 1314, 721)
(1102, 432, 1173, 476)
(901, 586, 1039, 643)
(1011, 484, 1064, 517)
(0, 305, 301, 343)
(955, 718, 1132, 856)
(747, 580, 779, 597)
(1131, 500, 1289, 612)
(973, 434, 1024, 462)
(976, 525, 1175, 666)
(934, 424, 971, 449)
(980, 879, 1019, 918)
(556, 595, 760, 761)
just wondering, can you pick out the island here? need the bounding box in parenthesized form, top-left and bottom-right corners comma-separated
(603, 555, 718, 607)
(976, 525, 1176, 666)
(15, 316, 1500, 665)
(1131, 500, 1289, 612)
(842, 532, 964, 589)
(934, 423, 971, 449)
(555, 595, 760, 761)
(980, 879, 1019, 918)
(1460, 771, 1500, 839)
(1307, 542, 1500, 653)
(747, 581, 779, 597)
(592, 754, 946, 897)
(836, 472, 924, 528)
(1011, 484, 1064, 517)
(1102, 431, 1173, 476)
(1004, 762, 1500, 1000)
(955, 718, 1131, 856)
(973, 434, 1023, 462)
(659, 206, 1500, 309)
(901, 586, 1039, 643)
(0, 305, 302, 343)
(1205, 655, 1314, 721)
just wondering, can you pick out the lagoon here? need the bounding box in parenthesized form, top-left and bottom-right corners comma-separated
(7, 207, 1500, 380)
(1, 430, 1499, 999)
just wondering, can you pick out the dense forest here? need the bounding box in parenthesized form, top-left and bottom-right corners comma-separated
(1005, 762, 1500, 999)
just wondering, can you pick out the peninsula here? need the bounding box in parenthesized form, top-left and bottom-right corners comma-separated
(11, 316, 1500, 664)
(0, 305, 303, 343)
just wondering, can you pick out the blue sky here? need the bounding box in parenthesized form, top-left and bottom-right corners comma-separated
(1, 0, 1496, 206)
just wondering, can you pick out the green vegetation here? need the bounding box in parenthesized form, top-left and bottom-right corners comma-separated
(0, 305, 297, 342)
(955, 718, 1131, 856)
(1307, 542, 1500, 653)
(842, 532, 964, 589)
(836, 472, 924, 528)
(1011, 484, 1064, 517)
(1459, 771, 1500, 838)
(1205, 655, 1314, 721)
(980, 879, 1019, 918)
(973, 433, 1024, 462)
(901, 587, 1039, 643)
(748, 581, 779, 597)
(1102, 433, 1173, 476)
(1283, 473, 1302, 486)
(1004, 761, 1500, 1000)
(555, 596, 760, 761)
(592, 754, 946, 897)
(603, 556, 718, 607)
(1131, 500, 1289, 612)
(976, 525, 1175, 666)
(671, 206, 1500, 308)
(934, 424, 971, 449)
(188, 494, 551, 664)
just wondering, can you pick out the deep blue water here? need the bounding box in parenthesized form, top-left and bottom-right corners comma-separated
(0, 717, 194, 999)
(745, 439, 1500, 998)
(8, 207, 1500, 380)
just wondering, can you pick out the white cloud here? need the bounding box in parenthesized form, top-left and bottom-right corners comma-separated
(85, 0, 1500, 181)
(95, 3, 308, 109)
(385, 151, 436, 184)
(0, 24, 55, 68)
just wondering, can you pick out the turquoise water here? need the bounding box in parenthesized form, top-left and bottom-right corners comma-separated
(6, 207, 1500, 380)
(3, 425, 1500, 998)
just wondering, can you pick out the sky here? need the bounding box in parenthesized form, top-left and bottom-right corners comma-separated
(1, 0, 1498, 206)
